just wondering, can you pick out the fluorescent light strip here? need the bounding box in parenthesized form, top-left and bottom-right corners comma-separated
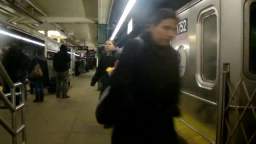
(47, 49, 57, 53)
(0, 29, 45, 47)
(68, 52, 79, 56)
(110, 0, 136, 40)
(48, 50, 79, 56)
(127, 18, 133, 34)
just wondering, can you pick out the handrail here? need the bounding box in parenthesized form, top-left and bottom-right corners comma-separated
(0, 118, 15, 136)
(16, 124, 25, 134)
(0, 61, 26, 144)
(0, 91, 16, 111)
(0, 62, 14, 88)
(0, 91, 25, 111)
(14, 82, 23, 87)
(0, 117, 26, 136)
(16, 103, 25, 111)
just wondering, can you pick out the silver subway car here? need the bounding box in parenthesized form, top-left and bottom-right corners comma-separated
(173, 0, 256, 143)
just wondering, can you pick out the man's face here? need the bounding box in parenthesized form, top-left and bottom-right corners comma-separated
(149, 18, 177, 47)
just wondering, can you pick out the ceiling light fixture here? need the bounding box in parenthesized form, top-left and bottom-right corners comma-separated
(47, 49, 57, 53)
(47, 30, 67, 39)
(110, 0, 136, 40)
(0, 29, 45, 47)
(38, 30, 45, 35)
(127, 18, 133, 34)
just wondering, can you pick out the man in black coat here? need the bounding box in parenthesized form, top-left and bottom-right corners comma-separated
(53, 45, 71, 98)
(109, 8, 181, 144)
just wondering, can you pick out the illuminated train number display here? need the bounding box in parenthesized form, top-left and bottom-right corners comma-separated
(177, 18, 188, 34)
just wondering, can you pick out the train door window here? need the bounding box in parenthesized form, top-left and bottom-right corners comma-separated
(196, 8, 218, 89)
(201, 10, 218, 82)
(245, 1, 256, 78)
(249, 3, 256, 74)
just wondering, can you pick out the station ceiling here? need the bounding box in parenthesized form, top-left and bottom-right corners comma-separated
(31, 0, 98, 46)
(0, 0, 192, 47)
(0, 0, 113, 48)
(109, 0, 192, 25)
(108, 0, 192, 44)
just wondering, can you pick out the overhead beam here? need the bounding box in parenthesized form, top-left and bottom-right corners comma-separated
(25, 0, 47, 16)
(19, 17, 96, 24)
(5, 0, 43, 23)
(98, 0, 112, 24)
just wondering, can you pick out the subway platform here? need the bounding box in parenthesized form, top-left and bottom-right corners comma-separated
(1, 72, 209, 144)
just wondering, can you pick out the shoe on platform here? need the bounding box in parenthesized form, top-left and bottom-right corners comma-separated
(62, 96, 70, 98)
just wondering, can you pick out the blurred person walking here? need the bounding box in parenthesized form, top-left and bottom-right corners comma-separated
(91, 40, 118, 94)
(99, 8, 181, 144)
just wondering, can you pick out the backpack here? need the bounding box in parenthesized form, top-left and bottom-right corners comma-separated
(32, 63, 43, 78)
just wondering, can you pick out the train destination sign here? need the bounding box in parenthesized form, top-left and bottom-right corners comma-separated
(177, 18, 188, 34)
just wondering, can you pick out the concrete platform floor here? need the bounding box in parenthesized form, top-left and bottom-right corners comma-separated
(25, 72, 111, 144)
(1, 71, 210, 144)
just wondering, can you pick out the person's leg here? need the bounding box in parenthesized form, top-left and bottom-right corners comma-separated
(39, 81, 44, 102)
(23, 82, 27, 101)
(30, 82, 34, 94)
(33, 82, 40, 102)
(59, 73, 64, 98)
(56, 74, 61, 98)
(62, 72, 70, 98)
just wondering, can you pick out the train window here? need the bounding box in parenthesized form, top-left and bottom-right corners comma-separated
(201, 14, 217, 81)
(250, 3, 256, 74)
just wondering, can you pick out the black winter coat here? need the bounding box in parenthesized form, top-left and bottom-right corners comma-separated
(91, 53, 117, 92)
(53, 51, 71, 72)
(110, 32, 181, 144)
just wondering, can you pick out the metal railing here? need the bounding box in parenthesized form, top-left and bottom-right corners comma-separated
(218, 63, 256, 144)
(0, 62, 26, 144)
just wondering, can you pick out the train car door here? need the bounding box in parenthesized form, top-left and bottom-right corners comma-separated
(173, 0, 220, 143)
(218, 0, 256, 143)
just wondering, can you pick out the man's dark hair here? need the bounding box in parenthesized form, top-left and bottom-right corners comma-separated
(148, 8, 177, 25)
(60, 44, 68, 52)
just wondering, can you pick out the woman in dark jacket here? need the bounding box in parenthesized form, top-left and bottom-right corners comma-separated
(30, 56, 45, 102)
(109, 8, 181, 144)
(91, 40, 118, 93)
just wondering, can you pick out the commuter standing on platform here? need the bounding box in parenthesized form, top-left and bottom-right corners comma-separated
(53, 45, 71, 98)
(30, 56, 44, 102)
(90, 40, 117, 94)
(109, 8, 181, 144)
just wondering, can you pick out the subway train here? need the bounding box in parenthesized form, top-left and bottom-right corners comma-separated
(0, 25, 81, 143)
(172, 0, 256, 143)
(0, 25, 78, 84)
